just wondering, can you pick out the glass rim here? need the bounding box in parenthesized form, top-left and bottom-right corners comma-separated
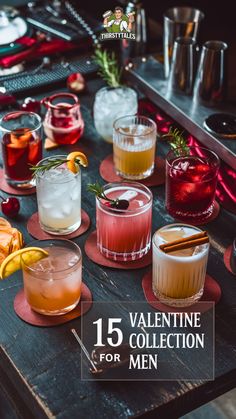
(0, 111, 42, 133)
(97, 86, 136, 94)
(22, 239, 82, 276)
(203, 40, 228, 51)
(166, 146, 220, 170)
(43, 93, 80, 110)
(174, 36, 196, 45)
(113, 114, 157, 137)
(164, 7, 204, 23)
(96, 181, 153, 214)
(35, 155, 81, 182)
(152, 223, 209, 256)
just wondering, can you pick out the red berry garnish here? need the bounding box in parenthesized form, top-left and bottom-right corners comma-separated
(67, 73, 86, 93)
(20, 97, 41, 114)
(113, 199, 129, 210)
(1, 197, 20, 217)
(104, 201, 112, 208)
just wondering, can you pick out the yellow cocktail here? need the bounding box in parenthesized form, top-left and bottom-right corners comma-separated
(113, 115, 157, 180)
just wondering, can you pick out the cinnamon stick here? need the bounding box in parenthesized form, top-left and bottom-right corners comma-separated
(159, 231, 209, 254)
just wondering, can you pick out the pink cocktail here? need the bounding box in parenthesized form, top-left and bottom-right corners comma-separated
(96, 182, 153, 261)
(166, 147, 220, 222)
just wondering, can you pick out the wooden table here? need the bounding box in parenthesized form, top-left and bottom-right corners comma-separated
(0, 79, 236, 419)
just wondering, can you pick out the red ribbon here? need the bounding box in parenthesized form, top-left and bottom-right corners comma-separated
(0, 38, 78, 68)
(139, 99, 236, 215)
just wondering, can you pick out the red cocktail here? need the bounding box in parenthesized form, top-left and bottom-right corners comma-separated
(0, 111, 42, 189)
(42, 93, 84, 145)
(96, 182, 153, 261)
(166, 147, 220, 222)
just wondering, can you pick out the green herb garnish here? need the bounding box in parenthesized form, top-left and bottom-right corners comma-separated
(88, 182, 129, 210)
(93, 47, 122, 88)
(30, 157, 78, 177)
(161, 127, 189, 155)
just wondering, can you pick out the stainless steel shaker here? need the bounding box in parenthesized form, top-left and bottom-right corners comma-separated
(163, 7, 204, 78)
(193, 40, 228, 105)
(168, 36, 196, 95)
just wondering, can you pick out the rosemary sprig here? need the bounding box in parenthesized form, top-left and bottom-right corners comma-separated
(87, 182, 112, 201)
(30, 157, 80, 177)
(93, 47, 122, 88)
(88, 182, 129, 210)
(161, 127, 189, 155)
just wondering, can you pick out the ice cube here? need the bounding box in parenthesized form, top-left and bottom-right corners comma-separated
(42, 201, 53, 209)
(51, 210, 64, 219)
(61, 203, 73, 216)
(40, 281, 64, 300)
(68, 255, 79, 267)
(70, 186, 80, 201)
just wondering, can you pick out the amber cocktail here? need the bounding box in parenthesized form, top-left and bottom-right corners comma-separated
(22, 240, 82, 315)
(113, 115, 157, 180)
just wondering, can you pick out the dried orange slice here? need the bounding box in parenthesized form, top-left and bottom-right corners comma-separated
(67, 151, 88, 174)
(0, 247, 49, 279)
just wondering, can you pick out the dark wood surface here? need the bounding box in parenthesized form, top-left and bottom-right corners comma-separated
(0, 78, 236, 419)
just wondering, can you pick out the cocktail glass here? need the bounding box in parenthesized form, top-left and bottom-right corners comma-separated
(0, 111, 42, 189)
(96, 182, 153, 261)
(113, 115, 157, 179)
(22, 239, 82, 315)
(166, 146, 220, 222)
(93, 86, 138, 143)
(36, 155, 81, 235)
(42, 93, 84, 145)
(152, 224, 209, 307)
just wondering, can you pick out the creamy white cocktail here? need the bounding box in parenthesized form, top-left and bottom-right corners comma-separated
(152, 224, 209, 307)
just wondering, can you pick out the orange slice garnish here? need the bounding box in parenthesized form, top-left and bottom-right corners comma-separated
(67, 151, 88, 174)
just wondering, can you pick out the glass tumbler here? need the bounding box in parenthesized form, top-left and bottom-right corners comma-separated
(113, 115, 157, 180)
(0, 111, 42, 189)
(152, 224, 210, 307)
(22, 239, 82, 315)
(93, 86, 138, 143)
(96, 181, 153, 261)
(166, 146, 220, 223)
(36, 155, 81, 235)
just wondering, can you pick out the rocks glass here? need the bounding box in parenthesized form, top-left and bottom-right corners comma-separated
(113, 115, 157, 179)
(93, 86, 138, 143)
(166, 147, 220, 223)
(22, 239, 82, 315)
(152, 224, 209, 307)
(36, 156, 81, 235)
(96, 182, 153, 261)
(0, 111, 42, 189)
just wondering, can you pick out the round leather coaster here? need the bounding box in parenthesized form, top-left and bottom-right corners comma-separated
(27, 209, 90, 239)
(174, 201, 220, 226)
(142, 271, 221, 313)
(14, 283, 92, 327)
(224, 245, 236, 276)
(0, 169, 36, 195)
(85, 230, 152, 269)
(99, 155, 165, 187)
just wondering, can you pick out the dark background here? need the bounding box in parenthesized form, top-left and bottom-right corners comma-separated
(2, 0, 235, 43)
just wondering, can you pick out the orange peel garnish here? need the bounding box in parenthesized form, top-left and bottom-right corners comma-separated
(66, 151, 88, 174)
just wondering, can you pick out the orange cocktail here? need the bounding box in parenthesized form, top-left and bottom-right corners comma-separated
(22, 240, 82, 315)
(113, 115, 157, 180)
